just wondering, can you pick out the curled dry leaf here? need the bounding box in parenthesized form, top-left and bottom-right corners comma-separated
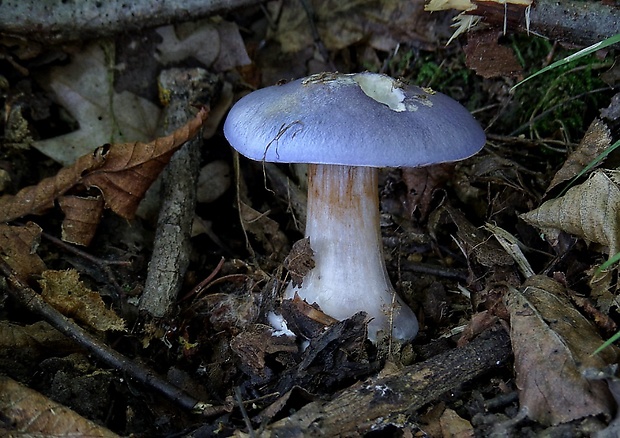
(0, 146, 107, 222)
(0, 375, 119, 438)
(81, 106, 209, 219)
(284, 237, 315, 287)
(505, 275, 617, 426)
(520, 169, 620, 256)
(0, 222, 46, 280)
(58, 195, 105, 246)
(0, 107, 209, 224)
(39, 269, 126, 332)
(546, 118, 612, 194)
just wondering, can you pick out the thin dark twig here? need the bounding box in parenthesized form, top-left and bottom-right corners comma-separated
(180, 256, 226, 301)
(235, 386, 256, 438)
(41, 231, 130, 295)
(0, 258, 223, 415)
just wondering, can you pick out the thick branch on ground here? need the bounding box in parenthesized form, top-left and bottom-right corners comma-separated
(139, 68, 220, 318)
(254, 327, 511, 436)
(470, 0, 620, 46)
(0, 0, 263, 43)
(529, 0, 620, 46)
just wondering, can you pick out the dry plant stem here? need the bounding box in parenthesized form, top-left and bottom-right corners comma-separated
(0, 258, 206, 412)
(140, 68, 214, 318)
(257, 327, 511, 436)
(0, 0, 263, 43)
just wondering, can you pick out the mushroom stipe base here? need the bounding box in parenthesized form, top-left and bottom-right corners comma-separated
(285, 164, 419, 342)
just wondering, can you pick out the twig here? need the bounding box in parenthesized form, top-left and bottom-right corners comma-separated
(139, 68, 219, 318)
(0, 257, 216, 413)
(253, 327, 512, 437)
(180, 256, 226, 301)
(41, 231, 130, 297)
(235, 386, 256, 438)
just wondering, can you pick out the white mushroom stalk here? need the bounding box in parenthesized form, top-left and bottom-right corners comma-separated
(223, 71, 486, 343)
(291, 164, 418, 342)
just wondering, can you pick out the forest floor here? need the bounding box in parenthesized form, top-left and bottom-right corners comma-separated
(1, 1, 619, 437)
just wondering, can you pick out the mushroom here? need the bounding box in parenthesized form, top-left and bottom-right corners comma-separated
(224, 72, 486, 342)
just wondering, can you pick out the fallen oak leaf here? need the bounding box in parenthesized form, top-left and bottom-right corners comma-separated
(0, 107, 209, 223)
(81, 106, 209, 219)
(0, 147, 108, 222)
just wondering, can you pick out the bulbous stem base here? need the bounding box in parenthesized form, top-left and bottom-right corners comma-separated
(286, 164, 418, 342)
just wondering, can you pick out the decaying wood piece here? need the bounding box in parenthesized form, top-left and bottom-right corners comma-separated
(139, 68, 219, 318)
(428, 0, 620, 46)
(0, 0, 263, 44)
(528, 0, 620, 46)
(252, 328, 511, 436)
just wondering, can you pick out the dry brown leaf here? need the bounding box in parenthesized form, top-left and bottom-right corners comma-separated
(463, 30, 522, 78)
(0, 321, 76, 361)
(0, 221, 46, 280)
(439, 205, 513, 268)
(0, 107, 208, 224)
(58, 195, 105, 246)
(546, 119, 612, 194)
(402, 163, 453, 221)
(505, 275, 617, 426)
(439, 408, 474, 438)
(520, 169, 620, 256)
(0, 147, 107, 222)
(284, 237, 315, 287)
(239, 201, 289, 257)
(0, 375, 119, 437)
(39, 269, 126, 332)
(230, 324, 297, 378)
(80, 106, 208, 219)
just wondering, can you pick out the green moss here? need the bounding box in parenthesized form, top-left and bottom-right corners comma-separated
(509, 36, 612, 140)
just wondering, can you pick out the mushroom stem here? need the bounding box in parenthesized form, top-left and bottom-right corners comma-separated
(286, 163, 419, 342)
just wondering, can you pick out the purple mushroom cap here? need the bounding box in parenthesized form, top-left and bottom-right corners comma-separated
(224, 72, 486, 167)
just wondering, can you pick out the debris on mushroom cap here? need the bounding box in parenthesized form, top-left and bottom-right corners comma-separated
(224, 72, 486, 168)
